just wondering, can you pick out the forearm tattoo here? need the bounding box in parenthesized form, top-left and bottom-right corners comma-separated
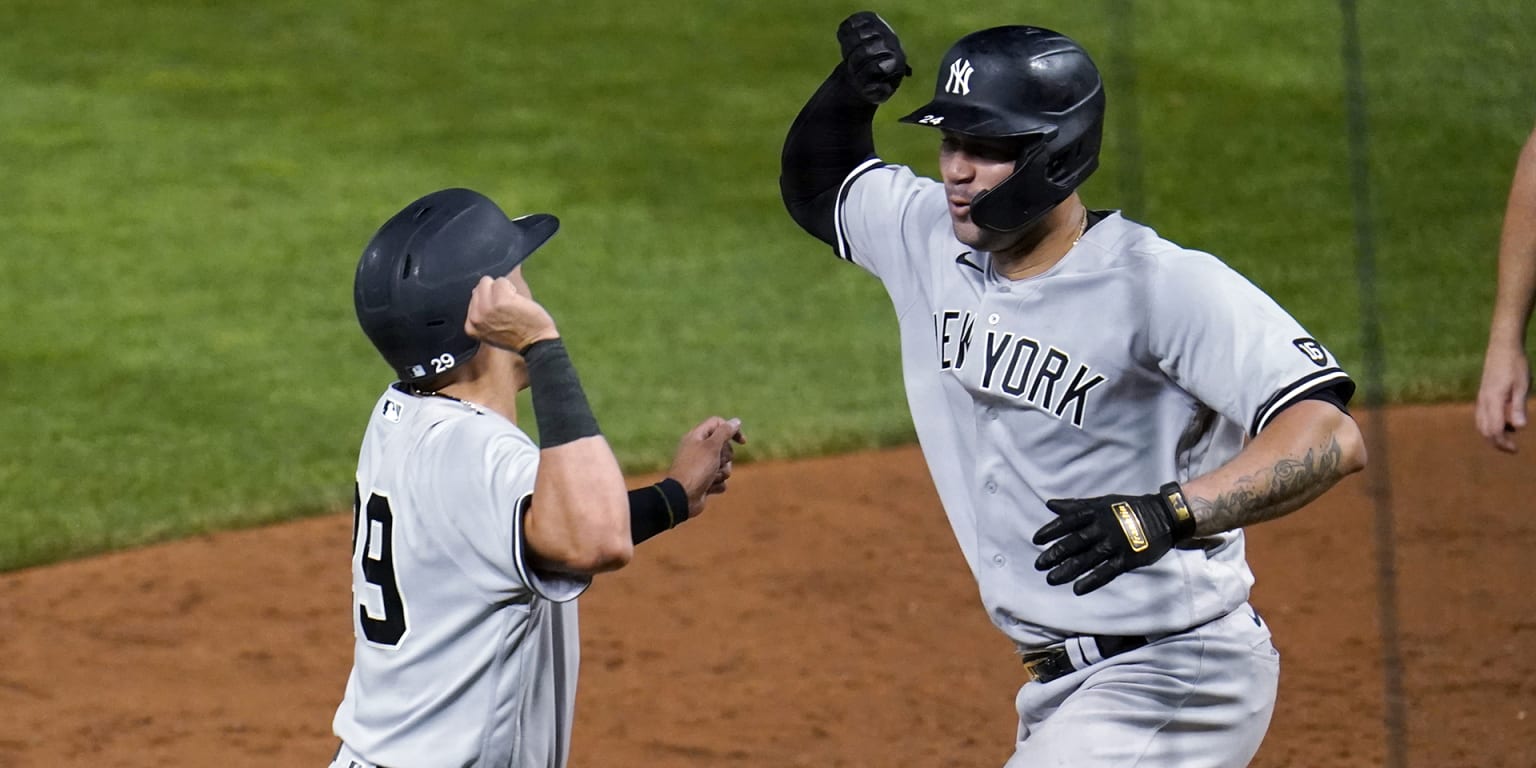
(1188, 435, 1345, 535)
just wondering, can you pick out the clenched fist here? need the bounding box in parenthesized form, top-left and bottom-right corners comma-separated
(668, 416, 747, 519)
(837, 11, 911, 104)
(464, 272, 559, 354)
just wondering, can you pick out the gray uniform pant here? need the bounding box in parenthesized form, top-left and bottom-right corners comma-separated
(1007, 602, 1280, 768)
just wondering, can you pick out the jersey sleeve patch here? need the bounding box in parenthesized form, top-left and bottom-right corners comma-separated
(1291, 338, 1331, 367)
(834, 157, 888, 262)
(1250, 369, 1357, 436)
(511, 492, 592, 603)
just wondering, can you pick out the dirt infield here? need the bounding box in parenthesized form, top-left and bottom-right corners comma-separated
(1, 403, 1531, 767)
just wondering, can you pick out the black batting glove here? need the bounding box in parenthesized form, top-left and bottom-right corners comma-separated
(1032, 482, 1198, 596)
(836, 11, 911, 104)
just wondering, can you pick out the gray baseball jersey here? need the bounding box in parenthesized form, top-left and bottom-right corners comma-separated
(332, 386, 589, 768)
(835, 159, 1352, 647)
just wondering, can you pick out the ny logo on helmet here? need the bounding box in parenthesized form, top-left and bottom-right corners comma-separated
(946, 58, 974, 96)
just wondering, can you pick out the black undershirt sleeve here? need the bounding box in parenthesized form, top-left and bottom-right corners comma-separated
(780, 66, 880, 248)
(1294, 380, 1352, 415)
(1265, 378, 1355, 430)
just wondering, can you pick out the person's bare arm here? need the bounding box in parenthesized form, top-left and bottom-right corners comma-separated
(526, 435, 631, 574)
(466, 274, 632, 574)
(1182, 400, 1367, 534)
(1476, 124, 1536, 452)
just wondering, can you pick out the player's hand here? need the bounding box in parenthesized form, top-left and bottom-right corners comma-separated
(1032, 484, 1197, 596)
(1474, 340, 1530, 453)
(464, 274, 559, 354)
(837, 11, 911, 104)
(666, 417, 746, 519)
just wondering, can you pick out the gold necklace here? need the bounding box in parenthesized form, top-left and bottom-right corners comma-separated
(995, 208, 1090, 280)
(1071, 209, 1089, 247)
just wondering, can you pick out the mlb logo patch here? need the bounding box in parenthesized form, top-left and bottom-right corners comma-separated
(381, 400, 403, 423)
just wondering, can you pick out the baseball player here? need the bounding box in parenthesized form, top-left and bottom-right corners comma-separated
(333, 187, 744, 768)
(780, 15, 1366, 766)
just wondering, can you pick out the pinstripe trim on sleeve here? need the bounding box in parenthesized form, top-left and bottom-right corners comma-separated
(1249, 369, 1356, 436)
(511, 492, 591, 603)
(833, 157, 886, 262)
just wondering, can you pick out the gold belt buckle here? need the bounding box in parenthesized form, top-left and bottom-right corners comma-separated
(1019, 650, 1056, 683)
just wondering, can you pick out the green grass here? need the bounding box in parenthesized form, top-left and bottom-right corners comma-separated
(2, 0, 1533, 571)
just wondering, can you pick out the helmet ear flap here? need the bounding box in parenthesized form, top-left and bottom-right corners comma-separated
(969, 139, 1058, 232)
(1047, 141, 1086, 185)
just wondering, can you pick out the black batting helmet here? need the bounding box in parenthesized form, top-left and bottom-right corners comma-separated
(354, 188, 558, 383)
(898, 26, 1105, 232)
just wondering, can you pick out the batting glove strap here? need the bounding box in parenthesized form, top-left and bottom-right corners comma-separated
(1158, 481, 1198, 541)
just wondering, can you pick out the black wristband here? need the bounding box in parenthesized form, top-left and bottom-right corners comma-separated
(1158, 482, 1198, 541)
(628, 478, 690, 545)
(522, 339, 600, 448)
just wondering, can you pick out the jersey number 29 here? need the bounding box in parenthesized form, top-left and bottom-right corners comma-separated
(352, 484, 408, 646)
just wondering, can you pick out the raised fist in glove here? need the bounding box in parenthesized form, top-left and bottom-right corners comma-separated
(1032, 483, 1198, 596)
(837, 11, 911, 104)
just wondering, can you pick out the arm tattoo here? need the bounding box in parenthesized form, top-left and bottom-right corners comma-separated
(1188, 435, 1345, 534)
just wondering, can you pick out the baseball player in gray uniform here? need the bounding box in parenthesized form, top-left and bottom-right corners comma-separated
(333, 187, 743, 768)
(780, 15, 1367, 766)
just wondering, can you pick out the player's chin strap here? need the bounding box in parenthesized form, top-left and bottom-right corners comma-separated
(1030, 482, 1197, 596)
